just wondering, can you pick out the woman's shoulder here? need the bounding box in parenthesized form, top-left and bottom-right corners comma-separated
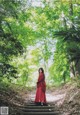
(40, 73, 45, 77)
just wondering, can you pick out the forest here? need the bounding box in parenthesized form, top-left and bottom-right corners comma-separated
(0, 0, 80, 115)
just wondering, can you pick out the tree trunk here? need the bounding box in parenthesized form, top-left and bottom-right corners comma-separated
(75, 59, 80, 77)
(70, 61, 75, 78)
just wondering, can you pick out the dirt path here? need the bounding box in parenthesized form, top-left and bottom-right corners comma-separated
(0, 83, 80, 115)
(22, 85, 80, 115)
(27, 91, 65, 104)
(16, 90, 63, 115)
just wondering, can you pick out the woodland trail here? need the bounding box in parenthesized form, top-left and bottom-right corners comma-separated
(12, 90, 64, 115)
(13, 84, 80, 115)
(0, 83, 80, 115)
(26, 90, 65, 106)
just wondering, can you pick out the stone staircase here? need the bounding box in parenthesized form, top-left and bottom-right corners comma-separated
(14, 102, 61, 115)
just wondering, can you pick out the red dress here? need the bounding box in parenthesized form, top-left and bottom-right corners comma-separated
(35, 73, 46, 104)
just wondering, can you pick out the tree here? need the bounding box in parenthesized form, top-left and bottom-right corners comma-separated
(0, 0, 23, 80)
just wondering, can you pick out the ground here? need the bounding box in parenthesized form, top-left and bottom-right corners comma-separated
(0, 81, 80, 115)
(25, 83, 80, 115)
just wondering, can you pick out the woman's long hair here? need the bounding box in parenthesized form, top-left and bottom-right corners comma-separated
(38, 68, 45, 78)
(38, 67, 44, 73)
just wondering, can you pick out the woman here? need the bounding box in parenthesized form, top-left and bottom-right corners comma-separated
(35, 68, 47, 105)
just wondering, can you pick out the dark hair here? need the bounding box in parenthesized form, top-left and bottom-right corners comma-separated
(38, 67, 44, 73)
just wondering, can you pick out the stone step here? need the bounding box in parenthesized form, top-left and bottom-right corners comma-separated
(25, 104, 48, 106)
(13, 101, 61, 115)
(20, 106, 55, 109)
(25, 102, 51, 105)
(19, 108, 55, 112)
(17, 111, 60, 115)
(18, 105, 59, 111)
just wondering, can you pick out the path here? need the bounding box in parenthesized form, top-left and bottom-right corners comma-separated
(26, 90, 66, 105)
(13, 90, 65, 115)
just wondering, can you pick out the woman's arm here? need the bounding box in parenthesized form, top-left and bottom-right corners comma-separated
(37, 73, 44, 84)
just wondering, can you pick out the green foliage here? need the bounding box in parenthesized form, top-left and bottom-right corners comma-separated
(0, 0, 80, 86)
(53, 0, 80, 78)
(0, 0, 23, 80)
(49, 40, 70, 83)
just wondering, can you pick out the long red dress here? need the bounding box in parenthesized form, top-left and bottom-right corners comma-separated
(35, 72, 46, 104)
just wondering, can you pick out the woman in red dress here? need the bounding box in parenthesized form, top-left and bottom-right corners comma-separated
(35, 68, 47, 106)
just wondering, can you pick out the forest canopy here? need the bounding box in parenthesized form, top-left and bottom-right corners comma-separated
(0, 0, 80, 87)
